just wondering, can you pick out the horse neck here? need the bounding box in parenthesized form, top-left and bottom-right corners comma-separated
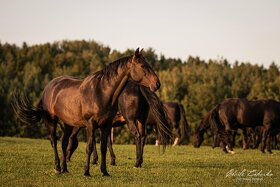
(98, 65, 130, 107)
(110, 71, 129, 105)
(199, 121, 209, 133)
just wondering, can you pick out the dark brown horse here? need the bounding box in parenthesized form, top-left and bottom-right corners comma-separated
(65, 81, 173, 167)
(209, 98, 280, 153)
(93, 101, 188, 166)
(12, 48, 163, 176)
(193, 107, 220, 149)
(194, 107, 248, 152)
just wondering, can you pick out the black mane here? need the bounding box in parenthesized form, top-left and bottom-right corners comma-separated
(93, 55, 132, 80)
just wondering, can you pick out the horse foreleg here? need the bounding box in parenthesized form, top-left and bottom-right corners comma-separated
(261, 129, 269, 153)
(267, 134, 272, 154)
(139, 134, 146, 167)
(134, 134, 141, 167)
(212, 133, 219, 149)
(173, 126, 180, 146)
(48, 122, 61, 173)
(66, 126, 80, 162)
(219, 130, 228, 153)
(107, 129, 116, 166)
(225, 130, 235, 154)
(84, 123, 94, 176)
(242, 129, 249, 150)
(138, 121, 146, 167)
(100, 126, 110, 176)
(127, 120, 142, 167)
(92, 136, 98, 165)
(231, 131, 236, 149)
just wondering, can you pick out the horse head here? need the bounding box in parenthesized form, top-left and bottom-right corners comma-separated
(128, 48, 160, 92)
(193, 123, 205, 148)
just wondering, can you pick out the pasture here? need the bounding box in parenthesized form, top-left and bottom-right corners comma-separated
(0, 137, 279, 186)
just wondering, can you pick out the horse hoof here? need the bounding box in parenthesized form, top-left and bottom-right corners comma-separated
(111, 162, 116, 166)
(62, 169, 69, 173)
(102, 172, 110, 177)
(53, 169, 61, 174)
(84, 172, 91, 177)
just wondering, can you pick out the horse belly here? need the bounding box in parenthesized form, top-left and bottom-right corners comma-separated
(240, 110, 263, 126)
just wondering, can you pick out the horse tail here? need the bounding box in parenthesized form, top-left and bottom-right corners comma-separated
(12, 93, 46, 125)
(139, 86, 173, 146)
(177, 104, 190, 144)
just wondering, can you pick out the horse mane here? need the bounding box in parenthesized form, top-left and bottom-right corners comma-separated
(80, 55, 132, 89)
(93, 55, 132, 80)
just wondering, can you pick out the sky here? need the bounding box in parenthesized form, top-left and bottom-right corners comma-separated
(0, 0, 280, 67)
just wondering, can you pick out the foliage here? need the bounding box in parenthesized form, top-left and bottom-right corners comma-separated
(0, 40, 279, 143)
(0, 137, 279, 186)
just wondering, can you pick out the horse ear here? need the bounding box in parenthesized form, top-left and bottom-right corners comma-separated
(134, 48, 140, 57)
(139, 48, 144, 56)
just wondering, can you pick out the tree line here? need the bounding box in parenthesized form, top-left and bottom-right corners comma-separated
(0, 40, 279, 144)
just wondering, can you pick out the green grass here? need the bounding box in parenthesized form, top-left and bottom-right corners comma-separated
(0, 137, 279, 186)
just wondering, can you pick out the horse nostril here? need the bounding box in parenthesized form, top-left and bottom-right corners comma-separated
(156, 81, 161, 89)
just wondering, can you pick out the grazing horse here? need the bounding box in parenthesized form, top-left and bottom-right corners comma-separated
(193, 107, 220, 149)
(152, 102, 190, 146)
(12, 48, 162, 176)
(209, 98, 280, 153)
(65, 81, 173, 167)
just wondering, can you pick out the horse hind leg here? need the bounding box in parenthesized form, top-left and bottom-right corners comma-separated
(47, 119, 61, 174)
(107, 128, 116, 166)
(61, 124, 73, 173)
(84, 122, 96, 176)
(127, 120, 142, 168)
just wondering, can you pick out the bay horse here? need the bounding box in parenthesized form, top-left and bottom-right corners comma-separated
(194, 107, 248, 152)
(193, 107, 220, 149)
(12, 48, 163, 176)
(209, 98, 280, 153)
(65, 81, 173, 167)
(90, 101, 187, 166)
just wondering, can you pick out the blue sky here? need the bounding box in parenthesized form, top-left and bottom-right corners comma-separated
(0, 0, 279, 67)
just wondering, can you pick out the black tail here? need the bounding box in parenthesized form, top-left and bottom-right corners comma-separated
(12, 93, 44, 124)
(139, 86, 173, 145)
(177, 104, 190, 144)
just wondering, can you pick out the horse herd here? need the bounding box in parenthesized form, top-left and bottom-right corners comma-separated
(194, 98, 280, 154)
(12, 49, 280, 176)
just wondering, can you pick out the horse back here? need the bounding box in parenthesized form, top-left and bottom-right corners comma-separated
(220, 98, 280, 128)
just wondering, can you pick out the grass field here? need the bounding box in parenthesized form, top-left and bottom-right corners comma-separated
(0, 137, 279, 186)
